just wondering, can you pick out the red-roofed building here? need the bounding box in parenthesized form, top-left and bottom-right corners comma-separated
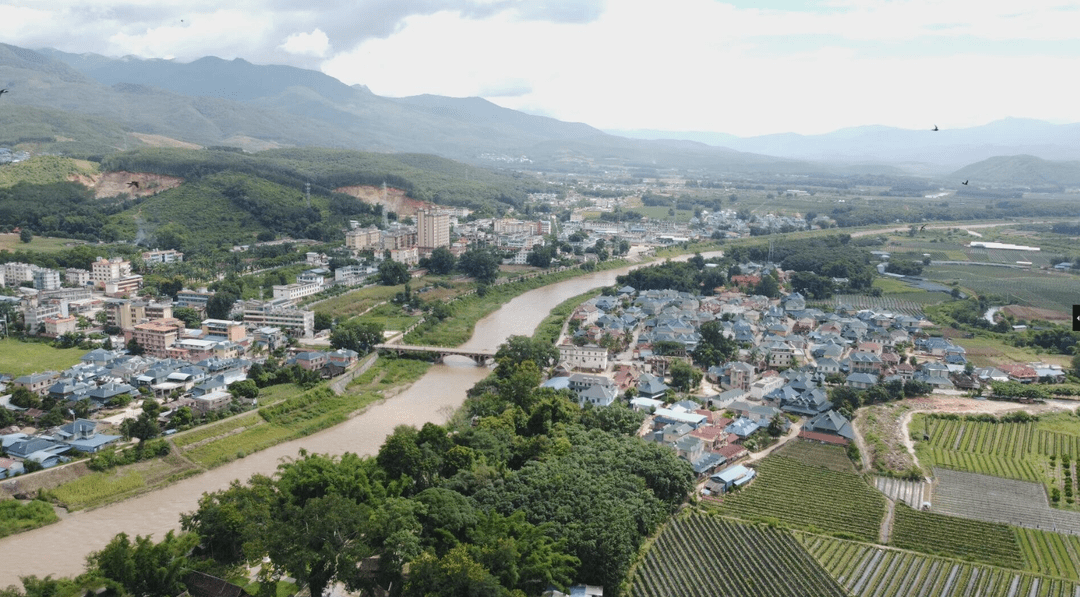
(799, 429, 851, 446)
(1001, 364, 1038, 384)
(716, 443, 748, 462)
(690, 426, 728, 449)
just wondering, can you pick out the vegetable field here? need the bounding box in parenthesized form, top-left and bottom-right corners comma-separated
(890, 504, 1025, 569)
(827, 294, 928, 317)
(915, 416, 1046, 481)
(802, 535, 1080, 597)
(932, 468, 1080, 536)
(1016, 527, 1080, 579)
(923, 265, 1077, 314)
(629, 514, 847, 597)
(713, 454, 886, 542)
(773, 439, 856, 473)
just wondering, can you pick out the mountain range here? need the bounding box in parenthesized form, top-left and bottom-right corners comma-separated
(2, 43, 1080, 182)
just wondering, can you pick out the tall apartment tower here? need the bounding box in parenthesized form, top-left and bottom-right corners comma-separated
(416, 208, 450, 252)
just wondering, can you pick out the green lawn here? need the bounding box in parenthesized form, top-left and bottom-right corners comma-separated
(0, 233, 84, 254)
(0, 338, 86, 377)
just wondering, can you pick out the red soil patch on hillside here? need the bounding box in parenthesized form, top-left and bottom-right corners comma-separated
(68, 171, 185, 199)
(334, 185, 434, 217)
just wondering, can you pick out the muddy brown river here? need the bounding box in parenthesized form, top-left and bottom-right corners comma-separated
(1, 253, 716, 585)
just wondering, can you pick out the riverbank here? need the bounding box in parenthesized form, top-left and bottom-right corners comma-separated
(0, 252, 721, 586)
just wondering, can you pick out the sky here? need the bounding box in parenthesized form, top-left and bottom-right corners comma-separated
(3, 0, 1080, 137)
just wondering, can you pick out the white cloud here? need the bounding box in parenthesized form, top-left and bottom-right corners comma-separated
(4, 0, 1080, 135)
(280, 29, 331, 58)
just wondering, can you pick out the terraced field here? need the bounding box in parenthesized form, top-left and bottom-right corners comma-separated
(802, 535, 1080, 597)
(629, 514, 847, 597)
(713, 453, 886, 542)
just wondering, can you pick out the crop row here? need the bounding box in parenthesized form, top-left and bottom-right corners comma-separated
(803, 534, 1080, 597)
(1038, 431, 1080, 459)
(891, 504, 1025, 569)
(1016, 527, 1080, 580)
(830, 294, 926, 317)
(630, 514, 846, 597)
(713, 455, 885, 542)
(932, 468, 1080, 537)
(923, 419, 1037, 460)
(773, 439, 855, 473)
(928, 448, 1041, 482)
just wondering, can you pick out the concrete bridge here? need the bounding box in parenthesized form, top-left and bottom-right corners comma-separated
(374, 343, 497, 366)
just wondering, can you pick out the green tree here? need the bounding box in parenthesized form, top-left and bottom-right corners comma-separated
(669, 360, 702, 392)
(229, 379, 259, 400)
(494, 335, 558, 378)
(19, 228, 32, 243)
(458, 248, 499, 284)
(424, 247, 456, 275)
(206, 292, 238, 320)
(173, 307, 202, 328)
(754, 274, 780, 299)
(125, 338, 145, 356)
(330, 320, 384, 354)
(314, 311, 333, 332)
(90, 531, 194, 597)
(378, 260, 410, 286)
(264, 494, 373, 597)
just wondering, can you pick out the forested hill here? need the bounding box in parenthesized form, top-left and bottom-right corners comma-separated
(0, 147, 546, 253)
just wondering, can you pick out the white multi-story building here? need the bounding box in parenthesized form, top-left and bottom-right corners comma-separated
(2, 262, 34, 287)
(558, 344, 609, 371)
(345, 227, 381, 251)
(272, 281, 323, 302)
(241, 299, 315, 338)
(91, 257, 132, 289)
(33, 268, 62, 291)
(141, 249, 184, 265)
(65, 268, 91, 287)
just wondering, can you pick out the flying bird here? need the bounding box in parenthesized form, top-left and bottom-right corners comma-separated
(961, 180, 969, 185)
(0, 89, 8, 97)
(127, 181, 140, 189)
(932, 125, 938, 131)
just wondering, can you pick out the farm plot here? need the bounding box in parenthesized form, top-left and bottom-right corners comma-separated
(1016, 527, 1080, 580)
(802, 535, 1080, 597)
(773, 439, 856, 473)
(629, 514, 847, 597)
(713, 455, 886, 542)
(933, 468, 1080, 536)
(828, 294, 927, 317)
(923, 265, 1078, 314)
(890, 503, 1025, 569)
(915, 417, 1043, 481)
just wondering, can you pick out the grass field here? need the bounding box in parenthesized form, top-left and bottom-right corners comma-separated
(629, 513, 847, 597)
(179, 359, 428, 468)
(712, 446, 886, 542)
(0, 233, 85, 254)
(0, 338, 86, 377)
(50, 453, 199, 511)
(947, 334, 1070, 368)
